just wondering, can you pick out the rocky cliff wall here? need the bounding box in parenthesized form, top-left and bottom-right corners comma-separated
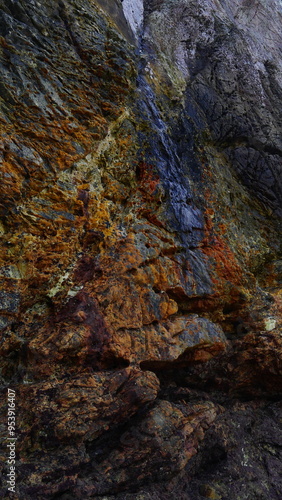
(0, 0, 281, 498)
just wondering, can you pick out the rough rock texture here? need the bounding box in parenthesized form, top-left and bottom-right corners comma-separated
(0, 0, 281, 498)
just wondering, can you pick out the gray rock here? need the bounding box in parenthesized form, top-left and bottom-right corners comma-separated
(0, 290, 20, 313)
(144, 0, 282, 214)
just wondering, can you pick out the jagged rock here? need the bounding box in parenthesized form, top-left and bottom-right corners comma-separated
(105, 400, 282, 500)
(73, 399, 221, 497)
(0, 0, 281, 498)
(0, 367, 159, 497)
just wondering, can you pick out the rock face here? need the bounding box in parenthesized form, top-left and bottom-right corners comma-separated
(0, 0, 281, 498)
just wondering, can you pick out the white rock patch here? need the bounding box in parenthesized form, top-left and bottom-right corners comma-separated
(122, 0, 144, 38)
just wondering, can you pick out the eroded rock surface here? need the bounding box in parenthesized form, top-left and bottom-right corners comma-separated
(0, 0, 281, 498)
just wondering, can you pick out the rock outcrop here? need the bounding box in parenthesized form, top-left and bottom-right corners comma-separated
(0, 0, 281, 498)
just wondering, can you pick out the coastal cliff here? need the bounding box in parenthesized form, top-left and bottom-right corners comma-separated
(0, 1, 281, 498)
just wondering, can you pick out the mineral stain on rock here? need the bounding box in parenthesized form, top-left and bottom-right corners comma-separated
(0, 0, 282, 498)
